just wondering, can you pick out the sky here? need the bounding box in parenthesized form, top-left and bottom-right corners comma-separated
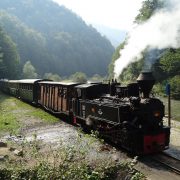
(53, 0, 143, 31)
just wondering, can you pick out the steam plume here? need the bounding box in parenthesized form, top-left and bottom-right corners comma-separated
(114, 0, 180, 77)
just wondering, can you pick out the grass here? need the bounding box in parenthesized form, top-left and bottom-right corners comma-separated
(159, 96, 180, 121)
(0, 113, 19, 134)
(26, 110, 58, 123)
(0, 95, 20, 134)
(0, 92, 59, 135)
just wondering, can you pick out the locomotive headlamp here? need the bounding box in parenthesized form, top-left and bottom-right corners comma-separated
(154, 111, 161, 118)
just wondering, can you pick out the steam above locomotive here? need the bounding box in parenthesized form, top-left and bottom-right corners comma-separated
(0, 71, 170, 154)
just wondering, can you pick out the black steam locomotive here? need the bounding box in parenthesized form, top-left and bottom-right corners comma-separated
(0, 72, 170, 154)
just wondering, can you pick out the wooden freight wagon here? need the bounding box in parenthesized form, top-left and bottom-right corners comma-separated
(38, 81, 81, 115)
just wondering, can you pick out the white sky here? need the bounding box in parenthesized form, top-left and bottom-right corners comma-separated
(52, 0, 143, 31)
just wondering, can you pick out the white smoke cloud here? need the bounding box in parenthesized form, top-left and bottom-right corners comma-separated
(114, 0, 180, 77)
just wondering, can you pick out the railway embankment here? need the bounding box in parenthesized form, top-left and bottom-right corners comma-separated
(0, 92, 144, 179)
(0, 92, 180, 179)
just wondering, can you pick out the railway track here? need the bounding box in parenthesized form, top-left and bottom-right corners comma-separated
(151, 152, 180, 175)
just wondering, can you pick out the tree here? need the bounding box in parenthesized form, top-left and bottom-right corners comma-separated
(23, 61, 38, 78)
(0, 0, 114, 77)
(135, 0, 164, 23)
(159, 49, 180, 77)
(69, 72, 87, 83)
(43, 73, 61, 81)
(119, 59, 143, 83)
(89, 74, 104, 82)
(169, 75, 180, 99)
(0, 27, 20, 79)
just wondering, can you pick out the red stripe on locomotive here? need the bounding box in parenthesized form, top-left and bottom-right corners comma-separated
(144, 133, 165, 154)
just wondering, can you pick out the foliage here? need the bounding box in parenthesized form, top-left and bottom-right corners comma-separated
(0, 27, 20, 79)
(0, 11, 51, 77)
(168, 75, 180, 99)
(135, 0, 164, 23)
(0, 0, 114, 77)
(89, 74, 104, 82)
(152, 49, 180, 99)
(43, 73, 61, 81)
(69, 72, 87, 83)
(23, 61, 38, 78)
(159, 49, 180, 77)
(119, 59, 143, 83)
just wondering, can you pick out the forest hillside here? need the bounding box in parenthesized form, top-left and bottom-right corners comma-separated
(0, 0, 114, 78)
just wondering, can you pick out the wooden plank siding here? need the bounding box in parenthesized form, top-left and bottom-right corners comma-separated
(39, 82, 80, 114)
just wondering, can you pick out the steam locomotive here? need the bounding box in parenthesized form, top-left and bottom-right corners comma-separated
(0, 72, 170, 154)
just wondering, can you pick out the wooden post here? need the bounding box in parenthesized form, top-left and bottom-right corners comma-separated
(166, 84, 171, 127)
(168, 94, 171, 127)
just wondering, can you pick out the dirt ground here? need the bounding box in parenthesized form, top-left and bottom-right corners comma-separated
(0, 106, 180, 179)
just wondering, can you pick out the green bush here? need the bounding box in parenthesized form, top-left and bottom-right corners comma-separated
(153, 75, 180, 100)
(169, 75, 180, 99)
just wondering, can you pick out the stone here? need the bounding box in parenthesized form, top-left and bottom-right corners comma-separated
(0, 155, 8, 161)
(9, 147, 16, 151)
(17, 135, 22, 138)
(0, 141, 7, 148)
(0, 155, 5, 161)
(13, 149, 23, 156)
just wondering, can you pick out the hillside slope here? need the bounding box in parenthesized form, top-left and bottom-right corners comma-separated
(0, 0, 114, 76)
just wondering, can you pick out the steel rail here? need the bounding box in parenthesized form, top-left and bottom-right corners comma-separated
(151, 152, 180, 175)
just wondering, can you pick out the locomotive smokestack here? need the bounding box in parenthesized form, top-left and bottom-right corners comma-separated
(137, 71, 155, 98)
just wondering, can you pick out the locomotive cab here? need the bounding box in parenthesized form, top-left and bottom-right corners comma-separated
(115, 83, 139, 98)
(75, 83, 109, 100)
